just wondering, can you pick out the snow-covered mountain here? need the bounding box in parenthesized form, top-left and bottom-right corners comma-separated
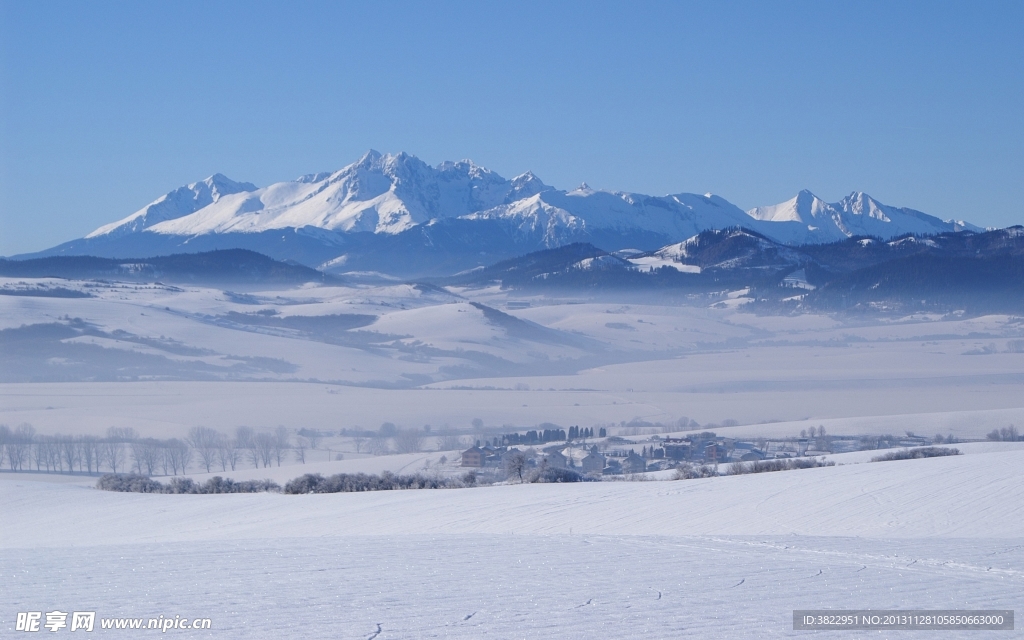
(747, 189, 981, 244)
(87, 174, 258, 238)
(26, 151, 983, 275)
(89, 151, 549, 238)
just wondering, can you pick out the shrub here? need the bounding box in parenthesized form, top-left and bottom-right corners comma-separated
(97, 473, 280, 494)
(282, 473, 323, 494)
(673, 462, 719, 480)
(97, 473, 165, 493)
(786, 457, 835, 470)
(530, 467, 589, 483)
(871, 447, 961, 462)
(282, 471, 465, 494)
(167, 477, 197, 493)
(726, 457, 835, 475)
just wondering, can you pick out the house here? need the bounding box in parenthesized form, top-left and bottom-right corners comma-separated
(730, 442, 766, 462)
(501, 448, 524, 465)
(545, 450, 567, 469)
(662, 438, 692, 461)
(461, 446, 484, 468)
(481, 445, 505, 466)
(704, 442, 724, 463)
(727, 448, 765, 462)
(621, 450, 647, 474)
(602, 459, 623, 475)
(581, 446, 606, 475)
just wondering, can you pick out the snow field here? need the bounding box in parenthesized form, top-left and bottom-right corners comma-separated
(4, 446, 1023, 547)
(4, 535, 1020, 639)
(5, 379, 1021, 444)
(3, 449, 1023, 638)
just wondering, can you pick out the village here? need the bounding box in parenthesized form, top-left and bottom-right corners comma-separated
(458, 427, 938, 479)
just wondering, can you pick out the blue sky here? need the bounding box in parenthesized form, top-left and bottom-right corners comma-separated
(1, 0, 1021, 255)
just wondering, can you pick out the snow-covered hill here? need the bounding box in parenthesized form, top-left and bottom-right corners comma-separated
(24, 152, 983, 275)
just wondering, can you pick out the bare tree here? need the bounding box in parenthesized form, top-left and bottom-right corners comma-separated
(437, 434, 463, 451)
(112, 427, 138, 442)
(352, 436, 365, 454)
(368, 435, 390, 456)
(80, 436, 100, 473)
(273, 426, 289, 467)
(40, 436, 62, 472)
(164, 438, 192, 475)
(33, 437, 47, 471)
(187, 426, 221, 473)
(130, 439, 161, 475)
(235, 426, 259, 468)
(102, 434, 125, 474)
(215, 434, 233, 471)
(6, 424, 34, 471)
(220, 434, 241, 471)
(306, 431, 321, 450)
(0, 424, 8, 470)
(505, 450, 528, 483)
(253, 432, 276, 468)
(394, 429, 422, 454)
(159, 442, 172, 475)
(1, 425, 10, 470)
(294, 436, 307, 464)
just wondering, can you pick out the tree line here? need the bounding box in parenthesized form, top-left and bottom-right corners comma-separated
(0, 424, 307, 476)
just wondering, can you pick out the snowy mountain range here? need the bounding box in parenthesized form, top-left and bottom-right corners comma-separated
(24, 151, 983, 276)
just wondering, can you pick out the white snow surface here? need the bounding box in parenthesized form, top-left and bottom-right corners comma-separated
(5, 446, 1023, 543)
(4, 279, 1024, 439)
(3, 449, 1023, 638)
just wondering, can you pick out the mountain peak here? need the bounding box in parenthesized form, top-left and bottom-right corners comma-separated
(794, 189, 824, 204)
(510, 171, 546, 187)
(200, 173, 258, 196)
(747, 190, 830, 225)
(357, 149, 383, 165)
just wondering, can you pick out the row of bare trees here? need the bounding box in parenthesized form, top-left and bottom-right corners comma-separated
(0, 424, 306, 476)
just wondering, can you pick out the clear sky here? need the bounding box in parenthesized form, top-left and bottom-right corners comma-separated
(1, 0, 1022, 255)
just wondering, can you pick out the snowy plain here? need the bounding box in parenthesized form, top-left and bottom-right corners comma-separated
(3, 446, 1023, 638)
(2, 277, 1024, 637)
(3, 277, 1024, 439)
